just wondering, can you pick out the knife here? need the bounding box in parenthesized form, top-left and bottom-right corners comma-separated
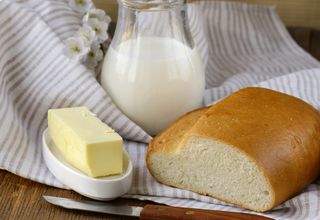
(43, 195, 273, 220)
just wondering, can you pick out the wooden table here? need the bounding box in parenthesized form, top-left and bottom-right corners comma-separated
(0, 170, 149, 219)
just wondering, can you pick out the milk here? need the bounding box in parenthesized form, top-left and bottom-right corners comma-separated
(101, 37, 205, 135)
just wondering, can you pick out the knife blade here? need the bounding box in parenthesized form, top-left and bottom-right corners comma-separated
(43, 195, 142, 217)
(43, 195, 274, 220)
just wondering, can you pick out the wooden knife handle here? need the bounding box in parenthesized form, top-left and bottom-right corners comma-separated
(140, 204, 273, 220)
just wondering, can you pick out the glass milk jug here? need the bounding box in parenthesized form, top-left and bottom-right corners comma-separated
(101, 0, 205, 135)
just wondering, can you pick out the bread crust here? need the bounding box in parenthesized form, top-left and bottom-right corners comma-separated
(146, 87, 320, 212)
(147, 105, 272, 212)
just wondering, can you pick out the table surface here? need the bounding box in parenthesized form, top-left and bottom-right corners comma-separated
(0, 27, 319, 220)
(0, 170, 150, 219)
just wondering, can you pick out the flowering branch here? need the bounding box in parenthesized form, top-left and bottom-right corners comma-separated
(64, 0, 111, 70)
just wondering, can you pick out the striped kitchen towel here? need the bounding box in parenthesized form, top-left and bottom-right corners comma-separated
(0, 0, 320, 219)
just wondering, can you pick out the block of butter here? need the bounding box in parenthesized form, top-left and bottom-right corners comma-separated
(48, 107, 123, 178)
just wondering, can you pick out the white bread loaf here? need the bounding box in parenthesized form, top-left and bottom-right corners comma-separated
(146, 87, 320, 212)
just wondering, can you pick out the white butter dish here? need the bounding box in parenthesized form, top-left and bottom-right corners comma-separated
(42, 128, 133, 200)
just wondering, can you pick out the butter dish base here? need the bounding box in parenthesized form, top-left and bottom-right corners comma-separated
(42, 128, 133, 200)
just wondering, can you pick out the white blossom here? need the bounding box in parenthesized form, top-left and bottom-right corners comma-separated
(87, 18, 109, 42)
(64, 37, 89, 61)
(69, 0, 93, 14)
(67, 1, 110, 68)
(77, 24, 96, 46)
(83, 43, 104, 69)
(83, 8, 111, 24)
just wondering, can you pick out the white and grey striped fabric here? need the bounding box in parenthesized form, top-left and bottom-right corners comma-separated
(0, 0, 320, 219)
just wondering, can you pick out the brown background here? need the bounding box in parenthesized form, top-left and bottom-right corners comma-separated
(95, 0, 320, 62)
(93, 0, 320, 30)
